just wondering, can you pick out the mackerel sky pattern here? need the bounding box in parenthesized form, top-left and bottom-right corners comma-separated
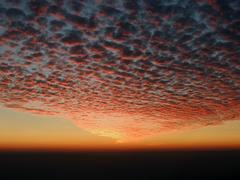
(0, 0, 239, 138)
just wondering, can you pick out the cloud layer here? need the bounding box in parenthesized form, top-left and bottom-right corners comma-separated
(0, 0, 239, 138)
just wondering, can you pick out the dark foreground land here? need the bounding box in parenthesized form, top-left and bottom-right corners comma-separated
(0, 149, 240, 180)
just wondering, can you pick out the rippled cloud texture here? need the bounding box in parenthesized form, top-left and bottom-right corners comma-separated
(0, 0, 239, 138)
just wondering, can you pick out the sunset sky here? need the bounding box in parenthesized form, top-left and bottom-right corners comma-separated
(0, 0, 239, 151)
(1, 104, 240, 151)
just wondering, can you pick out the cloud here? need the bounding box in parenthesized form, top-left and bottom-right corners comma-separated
(6, 8, 26, 20)
(0, 0, 239, 139)
(61, 30, 84, 45)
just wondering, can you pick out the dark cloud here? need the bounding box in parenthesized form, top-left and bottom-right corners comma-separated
(100, 5, 122, 16)
(6, 8, 26, 20)
(28, 0, 49, 15)
(61, 30, 84, 45)
(50, 19, 66, 31)
(0, 0, 239, 138)
(65, 13, 91, 28)
(69, 45, 87, 56)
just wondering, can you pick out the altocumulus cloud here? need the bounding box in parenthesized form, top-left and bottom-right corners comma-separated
(0, 0, 239, 138)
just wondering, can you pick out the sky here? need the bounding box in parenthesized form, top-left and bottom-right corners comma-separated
(1, 105, 240, 151)
(0, 0, 239, 150)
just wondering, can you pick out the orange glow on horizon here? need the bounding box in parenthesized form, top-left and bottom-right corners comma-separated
(1, 106, 240, 152)
(1, 142, 240, 153)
